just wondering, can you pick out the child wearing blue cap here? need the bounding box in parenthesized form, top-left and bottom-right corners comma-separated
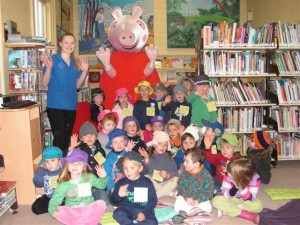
(103, 128, 133, 192)
(32, 146, 63, 215)
(48, 149, 108, 225)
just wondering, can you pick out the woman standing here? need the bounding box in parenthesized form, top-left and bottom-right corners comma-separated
(42, 33, 89, 155)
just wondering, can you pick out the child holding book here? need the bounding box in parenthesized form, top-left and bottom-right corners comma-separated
(133, 80, 159, 130)
(32, 146, 63, 215)
(110, 151, 158, 225)
(90, 88, 105, 123)
(175, 147, 214, 214)
(212, 157, 263, 224)
(97, 109, 118, 155)
(139, 131, 178, 199)
(205, 133, 241, 193)
(161, 84, 192, 128)
(48, 149, 108, 225)
(42, 33, 89, 154)
(247, 130, 272, 184)
(112, 87, 133, 129)
(68, 121, 108, 203)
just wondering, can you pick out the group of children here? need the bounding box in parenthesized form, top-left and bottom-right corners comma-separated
(32, 77, 274, 225)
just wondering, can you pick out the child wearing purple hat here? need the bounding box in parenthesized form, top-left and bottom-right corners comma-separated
(122, 116, 147, 154)
(143, 115, 166, 144)
(112, 87, 134, 129)
(48, 149, 108, 225)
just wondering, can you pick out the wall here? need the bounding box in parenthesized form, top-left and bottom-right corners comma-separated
(246, 0, 300, 28)
(0, 0, 34, 94)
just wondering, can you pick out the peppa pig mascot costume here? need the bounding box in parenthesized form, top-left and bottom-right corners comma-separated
(96, 5, 160, 109)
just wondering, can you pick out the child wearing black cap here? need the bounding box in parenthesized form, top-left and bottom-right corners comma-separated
(110, 151, 158, 225)
(247, 130, 273, 184)
(90, 88, 105, 123)
(186, 74, 217, 128)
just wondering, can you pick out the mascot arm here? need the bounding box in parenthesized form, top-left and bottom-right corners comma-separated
(144, 44, 158, 76)
(96, 47, 116, 77)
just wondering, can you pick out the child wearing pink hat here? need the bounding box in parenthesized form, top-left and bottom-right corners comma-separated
(112, 87, 134, 129)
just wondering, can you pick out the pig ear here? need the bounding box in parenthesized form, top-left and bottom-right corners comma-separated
(132, 5, 143, 18)
(111, 6, 123, 19)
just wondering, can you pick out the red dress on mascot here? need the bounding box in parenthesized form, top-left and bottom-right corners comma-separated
(96, 5, 160, 109)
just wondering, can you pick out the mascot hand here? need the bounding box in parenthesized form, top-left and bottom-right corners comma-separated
(96, 47, 111, 67)
(145, 44, 158, 63)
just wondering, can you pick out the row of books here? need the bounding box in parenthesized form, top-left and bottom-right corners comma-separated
(155, 57, 197, 69)
(9, 72, 40, 91)
(8, 49, 42, 69)
(277, 22, 300, 47)
(202, 21, 277, 47)
(274, 133, 300, 159)
(203, 50, 267, 75)
(0, 181, 17, 218)
(217, 107, 265, 133)
(272, 50, 300, 75)
(271, 106, 300, 131)
(209, 81, 267, 105)
(268, 79, 300, 104)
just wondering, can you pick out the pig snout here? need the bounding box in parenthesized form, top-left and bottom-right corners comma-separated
(119, 30, 135, 46)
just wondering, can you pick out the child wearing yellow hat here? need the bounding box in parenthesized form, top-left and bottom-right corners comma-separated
(133, 80, 159, 130)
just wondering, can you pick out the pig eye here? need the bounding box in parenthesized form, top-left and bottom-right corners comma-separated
(111, 21, 118, 29)
(136, 20, 145, 29)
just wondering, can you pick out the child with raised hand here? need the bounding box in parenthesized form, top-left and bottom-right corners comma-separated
(133, 80, 159, 130)
(122, 116, 147, 154)
(68, 121, 107, 203)
(139, 131, 178, 199)
(206, 133, 241, 194)
(175, 147, 214, 215)
(161, 84, 192, 128)
(200, 119, 224, 176)
(152, 81, 173, 118)
(112, 88, 134, 129)
(103, 128, 133, 192)
(32, 146, 63, 215)
(175, 124, 200, 170)
(110, 151, 158, 225)
(48, 149, 108, 225)
(97, 109, 119, 155)
(143, 115, 166, 144)
(212, 157, 263, 224)
(247, 130, 272, 184)
(90, 88, 105, 123)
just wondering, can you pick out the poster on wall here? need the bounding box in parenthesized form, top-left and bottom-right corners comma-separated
(78, 0, 154, 55)
(167, 0, 239, 48)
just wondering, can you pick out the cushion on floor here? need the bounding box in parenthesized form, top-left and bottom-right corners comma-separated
(264, 188, 300, 200)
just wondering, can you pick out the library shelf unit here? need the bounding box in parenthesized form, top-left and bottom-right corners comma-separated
(0, 105, 42, 205)
(268, 21, 300, 160)
(199, 21, 280, 154)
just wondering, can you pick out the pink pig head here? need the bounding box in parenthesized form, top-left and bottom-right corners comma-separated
(108, 5, 149, 52)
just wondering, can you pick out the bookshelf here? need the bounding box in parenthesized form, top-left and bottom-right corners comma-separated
(200, 21, 278, 154)
(155, 56, 197, 85)
(268, 22, 300, 160)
